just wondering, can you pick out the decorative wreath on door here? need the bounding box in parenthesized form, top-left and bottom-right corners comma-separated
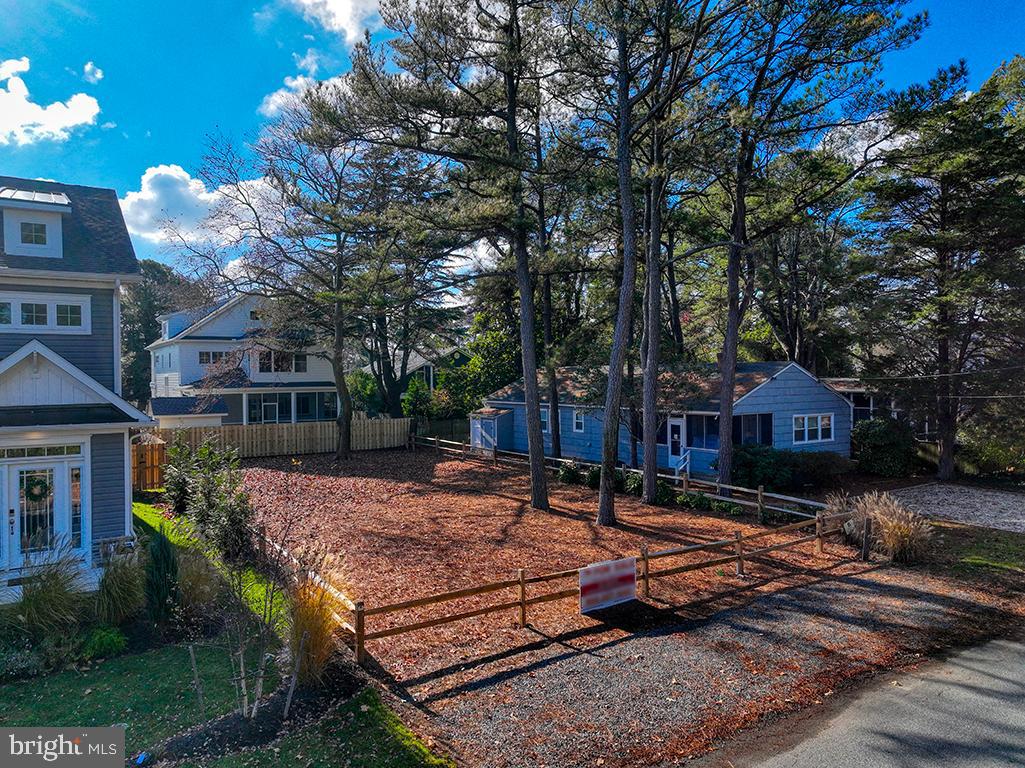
(23, 476, 50, 504)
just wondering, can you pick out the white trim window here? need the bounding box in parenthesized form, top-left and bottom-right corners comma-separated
(0, 292, 91, 334)
(793, 413, 834, 444)
(539, 406, 550, 434)
(573, 409, 585, 433)
(199, 351, 227, 366)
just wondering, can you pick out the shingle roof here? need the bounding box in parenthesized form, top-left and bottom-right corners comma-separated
(487, 362, 796, 412)
(0, 175, 138, 276)
(149, 396, 229, 416)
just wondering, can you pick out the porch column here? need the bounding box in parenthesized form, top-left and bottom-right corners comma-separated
(291, 392, 297, 423)
(242, 392, 249, 425)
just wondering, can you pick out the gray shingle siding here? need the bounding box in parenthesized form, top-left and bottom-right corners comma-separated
(90, 432, 127, 556)
(0, 284, 116, 390)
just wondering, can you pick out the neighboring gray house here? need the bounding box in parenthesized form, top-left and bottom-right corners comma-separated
(147, 294, 339, 428)
(0, 176, 151, 600)
(470, 362, 853, 478)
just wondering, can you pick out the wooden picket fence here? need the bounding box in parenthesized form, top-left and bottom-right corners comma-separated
(131, 419, 412, 490)
(132, 441, 166, 491)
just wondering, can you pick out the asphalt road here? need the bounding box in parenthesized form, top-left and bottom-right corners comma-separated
(700, 637, 1025, 768)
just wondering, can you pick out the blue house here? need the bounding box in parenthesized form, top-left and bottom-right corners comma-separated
(470, 362, 853, 478)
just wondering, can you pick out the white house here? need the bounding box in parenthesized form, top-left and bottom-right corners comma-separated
(147, 295, 339, 428)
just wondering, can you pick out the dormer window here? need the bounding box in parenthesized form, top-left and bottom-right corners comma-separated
(20, 221, 47, 245)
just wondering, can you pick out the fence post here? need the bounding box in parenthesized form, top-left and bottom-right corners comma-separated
(640, 545, 650, 598)
(258, 524, 267, 561)
(681, 474, 689, 494)
(517, 568, 527, 627)
(757, 485, 766, 525)
(354, 601, 366, 664)
(735, 531, 745, 577)
(861, 517, 873, 562)
(815, 511, 824, 556)
(434, 435, 440, 454)
(493, 447, 498, 466)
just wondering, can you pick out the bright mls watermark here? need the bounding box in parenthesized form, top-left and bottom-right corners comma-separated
(2, 728, 124, 767)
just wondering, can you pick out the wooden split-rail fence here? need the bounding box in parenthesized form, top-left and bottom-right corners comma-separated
(260, 501, 861, 666)
(411, 434, 827, 521)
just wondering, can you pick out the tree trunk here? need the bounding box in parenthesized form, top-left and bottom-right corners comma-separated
(333, 243, 352, 460)
(665, 229, 684, 353)
(543, 275, 562, 459)
(504, 0, 549, 510)
(642, 127, 664, 504)
(936, 210, 956, 480)
(597, 15, 638, 526)
(716, 143, 753, 489)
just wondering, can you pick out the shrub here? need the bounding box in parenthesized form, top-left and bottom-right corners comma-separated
(624, 471, 643, 496)
(145, 526, 179, 624)
(188, 437, 226, 532)
(95, 547, 144, 626)
(730, 444, 851, 492)
(0, 640, 45, 681)
(712, 499, 744, 516)
(852, 419, 917, 477)
(163, 432, 194, 516)
(557, 462, 583, 484)
(851, 491, 932, 564)
(678, 491, 712, 511)
(209, 461, 254, 563)
(80, 626, 127, 660)
(613, 468, 626, 492)
(13, 542, 81, 642)
(654, 480, 676, 506)
(176, 547, 222, 624)
(585, 465, 602, 489)
(288, 577, 339, 686)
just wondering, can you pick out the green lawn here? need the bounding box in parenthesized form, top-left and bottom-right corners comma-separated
(0, 640, 254, 755)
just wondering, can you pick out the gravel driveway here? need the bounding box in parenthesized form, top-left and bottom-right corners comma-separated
(890, 484, 1025, 534)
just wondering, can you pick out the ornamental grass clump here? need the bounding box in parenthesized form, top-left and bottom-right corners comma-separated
(145, 526, 180, 623)
(287, 555, 347, 687)
(850, 491, 933, 564)
(95, 545, 144, 627)
(11, 541, 82, 642)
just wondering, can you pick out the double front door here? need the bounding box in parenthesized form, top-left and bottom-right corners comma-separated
(3, 460, 83, 569)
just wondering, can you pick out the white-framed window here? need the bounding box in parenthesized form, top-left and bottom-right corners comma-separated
(793, 413, 833, 444)
(257, 350, 305, 374)
(199, 351, 227, 366)
(573, 409, 585, 432)
(20, 221, 47, 245)
(539, 406, 550, 434)
(0, 292, 91, 334)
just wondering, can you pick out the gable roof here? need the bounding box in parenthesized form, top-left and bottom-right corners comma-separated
(0, 340, 151, 425)
(486, 361, 799, 412)
(0, 175, 139, 277)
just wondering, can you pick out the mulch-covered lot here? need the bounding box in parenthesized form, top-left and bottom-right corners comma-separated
(244, 450, 1024, 767)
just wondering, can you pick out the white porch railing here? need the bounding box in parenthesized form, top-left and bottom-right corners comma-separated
(672, 449, 691, 480)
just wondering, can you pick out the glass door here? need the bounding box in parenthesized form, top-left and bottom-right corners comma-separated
(262, 400, 279, 424)
(668, 419, 684, 459)
(8, 464, 64, 567)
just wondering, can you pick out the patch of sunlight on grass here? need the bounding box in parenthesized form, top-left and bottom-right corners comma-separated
(196, 688, 452, 768)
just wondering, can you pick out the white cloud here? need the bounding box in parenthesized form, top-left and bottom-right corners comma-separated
(286, 0, 379, 45)
(258, 74, 315, 117)
(101, 121, 117, 129)
(0, 57, 100, 146)
(293, 48, 320, 75)
(119, 165, 219, 244)
(82, 61, 104, 84)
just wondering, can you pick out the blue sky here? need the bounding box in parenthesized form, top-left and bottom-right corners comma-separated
(0, 0, 1022, 263)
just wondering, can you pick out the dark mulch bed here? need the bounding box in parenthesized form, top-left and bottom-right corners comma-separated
(241, 450, 1025, 767)
(144, 658, 364, 765)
